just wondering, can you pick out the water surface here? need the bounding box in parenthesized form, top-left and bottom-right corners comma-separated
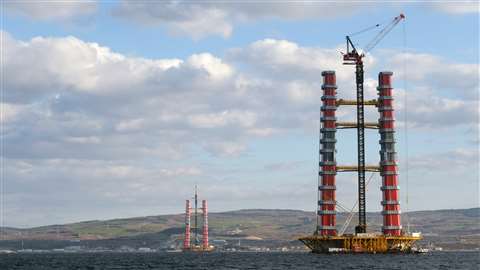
(1, 251, 478, 270)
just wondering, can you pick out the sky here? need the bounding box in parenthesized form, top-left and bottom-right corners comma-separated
(1, 1, 479, 228)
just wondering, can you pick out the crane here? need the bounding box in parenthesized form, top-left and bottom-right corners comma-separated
(342, 13, 405, 234)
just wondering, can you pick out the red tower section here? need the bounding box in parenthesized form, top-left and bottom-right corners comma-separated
(377, 71, 402, 236)
(318, 71, 337, 236)
(183, 200, 191, 249)
(202, 200, 209, 249)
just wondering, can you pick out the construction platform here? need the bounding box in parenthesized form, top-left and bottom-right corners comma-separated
(182, 245, 215, 252)
(299, 233, 422, 253)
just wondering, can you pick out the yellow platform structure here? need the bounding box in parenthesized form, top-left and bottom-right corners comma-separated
(183, 245, 215, 252)
(299, 233, 422, 253)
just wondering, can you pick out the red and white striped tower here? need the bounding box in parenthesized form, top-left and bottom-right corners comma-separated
(377, 71, 402, 236)
(183, 200, 191, 249)
(202, 200, 209, 249)
(318, 71, 338, 236)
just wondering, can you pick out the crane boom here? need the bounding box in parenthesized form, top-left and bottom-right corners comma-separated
(364, 14, 405, 53)
(342, 13, 405, 234)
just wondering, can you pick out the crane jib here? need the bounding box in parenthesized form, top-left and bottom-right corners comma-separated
(341, 13, 405, 234)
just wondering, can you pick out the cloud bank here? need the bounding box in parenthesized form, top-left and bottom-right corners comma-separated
(5, 1, 97, 21)
(3, 32, 478, 226)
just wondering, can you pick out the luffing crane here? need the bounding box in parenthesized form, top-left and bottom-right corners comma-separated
(342, 13, 405, 234)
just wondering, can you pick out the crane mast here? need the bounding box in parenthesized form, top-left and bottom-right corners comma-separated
(194, 185, 198, 245)
(342, 13, 405, 234)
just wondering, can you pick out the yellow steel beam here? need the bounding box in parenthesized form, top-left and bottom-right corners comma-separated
(298, 234, 422, 253)
(336, 122, 379, 129)
(299, 235, 422, 241)
(337, 165, 381, 172)
(337, 99, 378, 106)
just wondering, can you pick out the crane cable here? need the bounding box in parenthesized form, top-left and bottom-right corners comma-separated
(348, 23, 380, 37)
(402, 18, 411, 234)
(316, 106, 321, 232)
(348, 16, 393, 47)
(338, 172, 376, 235)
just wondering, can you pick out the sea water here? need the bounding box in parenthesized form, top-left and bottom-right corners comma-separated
(0, 251, 478, 270)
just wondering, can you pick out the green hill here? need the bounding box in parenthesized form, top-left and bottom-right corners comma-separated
(1, 208, 479, 250)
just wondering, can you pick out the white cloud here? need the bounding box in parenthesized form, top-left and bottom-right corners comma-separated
(5, 158, 204, 226)
(286, 80, 319, 104)
(203, 141, 247, 157)
(3, 32, 478, 226)
(247, 127, 279, 137)
(112, 1, 477, 40)
(228, 39, 350, 78)
(429, 1, 480, 14)
(187, 53, 234, 80)
(64, 136, 101, 144)
(159, 167, 203, 177)
(2, 32, 257, 159)
(4, 33, 477, 157)
(409, 148, 479, 171)
(188, 110, 256, 129)
(169, 7, 232, 40)
(377, 51, 479, 130)
(1, 103, 26, 123)
(112, 1, 365, 39)
(112, 1, 233, 39)
(264, 161, 303, 171)
(115, 118, 145, 132)
(387, 52, 479, 99)
(393, 87, 478, 130)
(6, 1, 97, 21)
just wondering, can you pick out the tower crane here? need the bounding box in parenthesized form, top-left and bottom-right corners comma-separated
(342, 13, 405, 234)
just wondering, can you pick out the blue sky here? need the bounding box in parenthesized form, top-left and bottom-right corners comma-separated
(2, 1, 479, 227)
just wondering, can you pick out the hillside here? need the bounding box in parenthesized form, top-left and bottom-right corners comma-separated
(1, 208, 479, 250)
